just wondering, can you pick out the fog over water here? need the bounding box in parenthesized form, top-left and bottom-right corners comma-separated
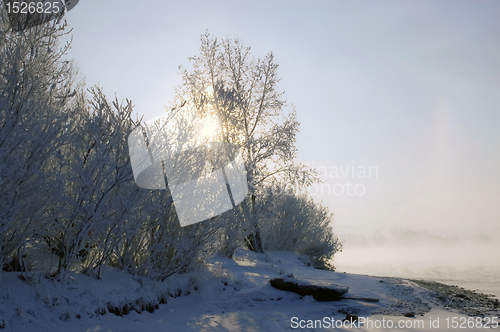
(334, 229, 500, 299)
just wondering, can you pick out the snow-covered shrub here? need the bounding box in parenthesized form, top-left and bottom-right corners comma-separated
(44, 87, 220, 280)
(135, 215, 218, 281)
(258, 187, 342, 270)
(42, 87, 144, 278)
(0, 8, 81, 273)
(210, 199, 252, 259)
(108, 188, 218, 281)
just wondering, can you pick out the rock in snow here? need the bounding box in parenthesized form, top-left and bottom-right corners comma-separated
(269, 276, 348, 301)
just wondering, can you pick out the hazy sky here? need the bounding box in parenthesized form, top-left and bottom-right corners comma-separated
(64, 1, 500, 237)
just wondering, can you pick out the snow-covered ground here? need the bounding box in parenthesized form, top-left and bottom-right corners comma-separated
(1, 249, 499, 331)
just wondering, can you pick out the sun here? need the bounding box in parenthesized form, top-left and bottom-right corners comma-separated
(200, 115, 219, 139)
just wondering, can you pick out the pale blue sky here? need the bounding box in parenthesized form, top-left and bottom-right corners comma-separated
(64, 1, 500, 237)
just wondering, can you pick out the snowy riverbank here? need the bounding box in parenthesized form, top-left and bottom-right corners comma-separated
(1, 249, 499, 331)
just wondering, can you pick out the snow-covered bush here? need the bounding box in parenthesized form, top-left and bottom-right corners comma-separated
(0, 8, 81, 273)
(210, 201, 252, 259)
(42, 87, 144, 278)
(44, 88, 221, 280)
(258, 187, 342, 270)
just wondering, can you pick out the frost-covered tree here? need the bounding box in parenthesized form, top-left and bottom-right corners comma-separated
(0, 7, 80, 273)
(176, 32, 318, 254)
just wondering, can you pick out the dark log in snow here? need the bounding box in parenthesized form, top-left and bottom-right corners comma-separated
(269, 277, 348, 301)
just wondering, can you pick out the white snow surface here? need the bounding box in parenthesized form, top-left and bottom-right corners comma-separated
(1, 249, 498, 331)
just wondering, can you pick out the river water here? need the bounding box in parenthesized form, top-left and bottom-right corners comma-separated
(333, 244, 500, 299)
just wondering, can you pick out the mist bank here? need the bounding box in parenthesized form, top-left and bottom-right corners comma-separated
(334, 228, 500, 298)
(335, 227, 500, 268)
(339, 228, 499, 248)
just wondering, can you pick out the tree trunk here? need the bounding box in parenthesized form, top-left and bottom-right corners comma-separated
(244, 193, 264, 253)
